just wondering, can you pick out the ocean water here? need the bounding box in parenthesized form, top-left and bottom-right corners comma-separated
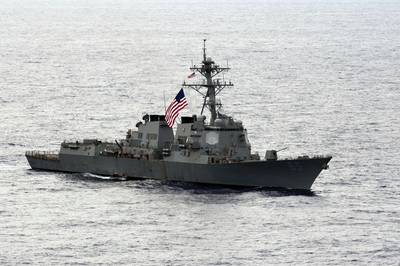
(1, 0, 399, 265)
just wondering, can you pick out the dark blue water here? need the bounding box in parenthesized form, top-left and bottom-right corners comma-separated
(1, 0, 399, 264)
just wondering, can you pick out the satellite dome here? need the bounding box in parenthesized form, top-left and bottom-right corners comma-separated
(197, 115, 206, 122)
(214, 118, 224, 127)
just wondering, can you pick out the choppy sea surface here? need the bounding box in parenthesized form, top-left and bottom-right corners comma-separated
(1, 0, 399, 265)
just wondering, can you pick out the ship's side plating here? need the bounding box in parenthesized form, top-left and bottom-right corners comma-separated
(26, 153, 330, 189)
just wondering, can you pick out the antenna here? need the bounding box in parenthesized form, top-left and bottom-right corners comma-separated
(277, 147, 288, 152)
(203, 39, 207, 62)
(182, 40, 233, 125)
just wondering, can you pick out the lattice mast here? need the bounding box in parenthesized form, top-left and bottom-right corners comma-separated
(182, 39, 233, 125)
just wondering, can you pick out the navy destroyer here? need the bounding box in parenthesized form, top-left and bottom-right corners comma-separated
(26, 40, 331, 190)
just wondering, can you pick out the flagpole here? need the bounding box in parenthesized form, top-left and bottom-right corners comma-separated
(163, 90, 166, 112)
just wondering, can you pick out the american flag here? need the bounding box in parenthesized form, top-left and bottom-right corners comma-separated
(165, 88, 188, 127)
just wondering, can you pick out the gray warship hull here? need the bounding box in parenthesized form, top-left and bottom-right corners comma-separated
(25, 42, 332, 189)
(26, 154, 331, 189)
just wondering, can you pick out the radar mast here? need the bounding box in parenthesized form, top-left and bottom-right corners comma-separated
(182, 39, 233, 125)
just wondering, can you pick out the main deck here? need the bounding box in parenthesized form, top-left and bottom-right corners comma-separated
(26, 151, 331, 189)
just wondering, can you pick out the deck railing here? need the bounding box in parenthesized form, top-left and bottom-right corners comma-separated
(25, 150, 59, 160)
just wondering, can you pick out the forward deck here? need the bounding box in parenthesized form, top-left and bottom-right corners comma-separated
(25, 151, 59, 161)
